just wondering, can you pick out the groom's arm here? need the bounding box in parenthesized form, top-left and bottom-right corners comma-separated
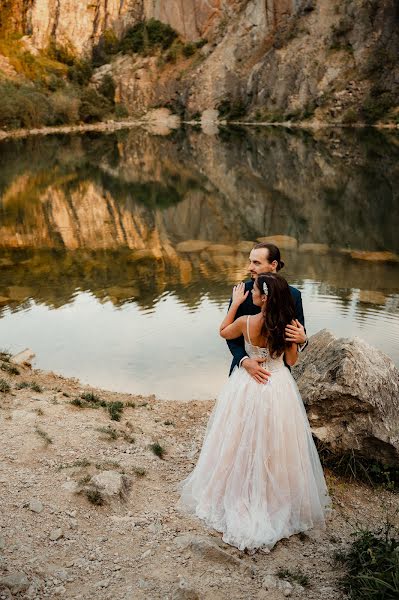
(294, 291, 308, 352)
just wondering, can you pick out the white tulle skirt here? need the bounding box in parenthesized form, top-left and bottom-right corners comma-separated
(177, 365, 331, 551)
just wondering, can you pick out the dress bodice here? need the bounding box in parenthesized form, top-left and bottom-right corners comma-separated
(244, 316, 285, 372)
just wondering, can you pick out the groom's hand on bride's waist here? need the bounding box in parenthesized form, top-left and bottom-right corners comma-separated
(241, 357, 271, 384)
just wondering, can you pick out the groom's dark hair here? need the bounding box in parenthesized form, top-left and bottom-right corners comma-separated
(253, 242, 285, 271)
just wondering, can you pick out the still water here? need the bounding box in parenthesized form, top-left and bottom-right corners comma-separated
(0, 126, 398, 400)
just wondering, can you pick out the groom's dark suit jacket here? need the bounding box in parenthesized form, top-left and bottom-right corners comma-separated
(227, 279, 305, 375)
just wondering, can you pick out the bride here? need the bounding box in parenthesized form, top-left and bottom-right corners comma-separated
(178, 272, 331, 552)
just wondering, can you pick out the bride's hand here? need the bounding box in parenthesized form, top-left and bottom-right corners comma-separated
(232, 282, 249, 305)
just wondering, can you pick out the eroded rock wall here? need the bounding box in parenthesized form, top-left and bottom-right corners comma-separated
(0, 0, 398, 121)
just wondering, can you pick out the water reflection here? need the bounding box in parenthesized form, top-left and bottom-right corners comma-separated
(0, 126, 398, 399)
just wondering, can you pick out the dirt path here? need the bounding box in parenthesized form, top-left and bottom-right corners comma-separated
(0, 365, 396, 599)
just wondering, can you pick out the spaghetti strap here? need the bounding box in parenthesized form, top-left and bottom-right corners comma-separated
(246, 315, 252, 345)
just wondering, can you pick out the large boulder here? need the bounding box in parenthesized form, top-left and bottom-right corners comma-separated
(293, 330, 399, 467)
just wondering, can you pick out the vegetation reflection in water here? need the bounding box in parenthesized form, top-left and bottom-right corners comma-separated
(0, 126, 398, 399)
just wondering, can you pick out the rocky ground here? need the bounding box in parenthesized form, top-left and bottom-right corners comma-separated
(0, 363, 397, 600)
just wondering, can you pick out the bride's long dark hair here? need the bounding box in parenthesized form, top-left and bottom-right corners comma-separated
(256, 273, 295, 358)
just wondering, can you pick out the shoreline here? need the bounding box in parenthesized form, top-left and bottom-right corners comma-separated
(0, 117, 398, 141)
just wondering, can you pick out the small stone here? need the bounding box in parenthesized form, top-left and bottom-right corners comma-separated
(90, 471, 129, 500)
(262, 575, 278, 590)
(49, 528, 64, 541)
(141, 549, 151, 559)
(54, 585, 66, 595)
(55, 569, 69, 582)
(0, 572, 30, 594)
(95, 579, 109, 589)
(138, 579, 151, 589)
(29, 499, 43, 513)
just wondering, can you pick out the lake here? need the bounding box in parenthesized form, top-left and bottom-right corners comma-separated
(0, 125, 398, 400)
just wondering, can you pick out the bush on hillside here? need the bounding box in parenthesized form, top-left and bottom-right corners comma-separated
(98, 74, 115, 103)
(51, 91, 80, 124)
(92, 29, 120, 67)
(0, 81, 53, 128)
(79, 88, 113, 123)
(120, 19, 177, 54)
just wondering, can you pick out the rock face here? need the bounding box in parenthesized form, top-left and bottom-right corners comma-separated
(293, 329, 399, 467)
(1, 0, 398, 122)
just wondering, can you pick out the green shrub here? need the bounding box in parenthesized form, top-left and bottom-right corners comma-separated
(361, 91, 396, 124)
(1, 362, 19, 375)
(107, 401, 124, 421)
(30, 382, 42, 393)
(0, 379, 10, 393)
(342, 108, 358, 124)
(98, 74, 115, 103)
(336, 521, 399, 599)
(50, 91, 80, 124)
(217, 98, 247, 120)
(120, 19, 177, 55)
(149, 441, 165, 459)
(47, 41, 76, 66)
(84, 488, 104, 505)
(67, 59, 93, 86)
(79, 88, 112, 123)
(182, 42, 196, 58)
(195, 39, 207, 49)
(0, 81, 53, 128)
(92, 29, 119, 67)
(164, 40, 183, 63)
(114, 103, 129, 120)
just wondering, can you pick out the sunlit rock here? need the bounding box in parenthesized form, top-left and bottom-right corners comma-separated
(236, 241, 255, 253)
(293, 329, 399, 467)
(0, 258, 14, 267)
(7, 286, 32, 301)
(176, 240, 211, 253)
(128, 249, 160, 262)
(206, 244, 235, 255)
(257, 235, 298, 249)
(358, 290, 386, 305)
(350, 251, 399, 263)
(179, 259, 193, 285)
(299, 243, 329, 254)
(105, 286, 139, 301)
(11, 348, 35, 366)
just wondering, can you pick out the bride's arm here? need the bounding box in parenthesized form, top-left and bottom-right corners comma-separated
(284, 342, 298, 366)
(219, 283, 248, 339)
(220, 315, 246, 339)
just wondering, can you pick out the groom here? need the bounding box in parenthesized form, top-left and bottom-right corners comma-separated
(227, 242, 307, 383)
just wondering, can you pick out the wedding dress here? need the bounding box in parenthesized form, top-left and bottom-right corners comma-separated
(178, 316, 331, 551)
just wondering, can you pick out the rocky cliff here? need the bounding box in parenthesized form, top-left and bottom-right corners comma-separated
(1, 0, 398, 123)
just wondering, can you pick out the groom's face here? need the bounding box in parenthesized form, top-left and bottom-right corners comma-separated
(248, 248, 276, 279)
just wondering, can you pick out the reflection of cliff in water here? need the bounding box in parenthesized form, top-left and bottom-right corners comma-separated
(0, 127, 398, 252)
(0, 127, 399, 313)
(0, 246, 398, 317)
